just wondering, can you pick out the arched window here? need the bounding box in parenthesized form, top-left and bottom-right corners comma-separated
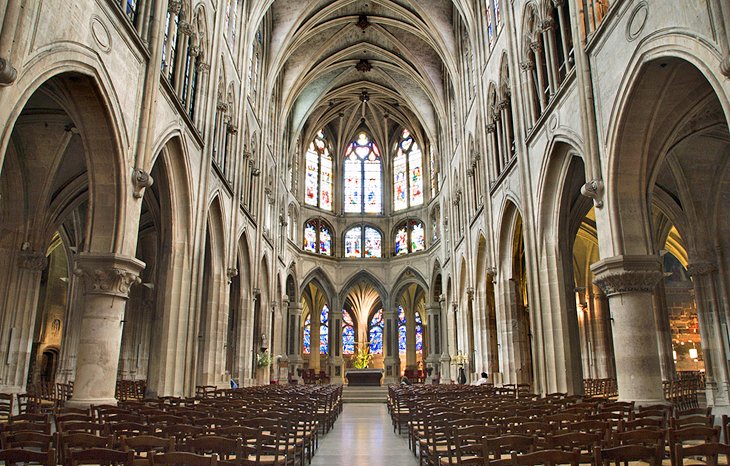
(319, 306, 329, 355)
(394, 129, 424, 211)
(303, 314, 311, 354)
(344, 132, 382, 214)
(394, 220, 426, 256)
(342, 309, 355, 355)
(303, 218, 333, 256)
(369, 309, 384, 355)
(431, 205, 440, 242)
(397, 306, 407, 354)
(415, 311, 424, 353)
(304, 131, 333, 211)
(344, 225, 382, 258)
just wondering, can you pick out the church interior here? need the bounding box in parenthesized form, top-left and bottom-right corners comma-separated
(1, 0, 730, 463)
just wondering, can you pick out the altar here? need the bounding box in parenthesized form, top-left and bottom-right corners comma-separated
(345, 368, 384, 386)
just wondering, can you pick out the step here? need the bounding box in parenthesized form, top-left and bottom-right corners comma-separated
(342, 386, 388, 404)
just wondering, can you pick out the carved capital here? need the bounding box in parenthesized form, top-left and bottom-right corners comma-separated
(217, 101, 229, 112)
(196, 61, 210, 73)
(188, 45, 200, 57)
(466, 287, 474, 299)
(581, 179, 604, 208)
(687, 261, 717, 277)
(73, 253, 145, 298)
(486, 266, 497, 280)
(486, 123, 497, 134)
(529, 41, 543, 53)
(0, 57, 18, 85)
(721, 54, 730, 79)
(167, 0, 182, 14)
(177, 21, 193, 36)
(226, 124, 238, 135)
(591, 255, 663, 297)
(520, 60, 535, 71)
(19, 251, 48, 271)
(540, 19, 555, 32)
(132, 168, 154, 199)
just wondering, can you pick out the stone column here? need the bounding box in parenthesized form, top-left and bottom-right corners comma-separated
(383, 307, 398, 382)
(439, 294, 452, 383)
(287, 302, 303, 383)
(405, 308, 417, 371)
(466, 288, 476, 372)
(591, 255, 665, 405)
(652, 279, 676, 381)
(425, 303, 441, 383)
(687, 261, 730, 407)
(68, 253, 144, 407)
(531, 42, 548, 111)
(589, 285, 615, 379)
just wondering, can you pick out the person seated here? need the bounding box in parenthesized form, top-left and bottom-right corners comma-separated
(471, 372, 489, 386)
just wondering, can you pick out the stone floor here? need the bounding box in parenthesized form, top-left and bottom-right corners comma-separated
(311, 403, 418, 465)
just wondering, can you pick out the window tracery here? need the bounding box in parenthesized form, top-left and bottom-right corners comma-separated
(394, 219, 426, 256)
(393, 129, 424, 211)
(304, 131, 333, 211)
(369, 309, 384, 355)
(344, 225, 382, 258)
(344, 132, 382, 214)
(303, 218, 333, 256)
(342, 309, 355, 355)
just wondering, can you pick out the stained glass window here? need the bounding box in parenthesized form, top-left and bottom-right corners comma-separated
(343, 309, 355, 355)
(304, 131, 332, 211)
(494, 0, 501, 26)
(369, 309, 384, 355)
(393, 129, 424, 211)
(486, 1, 494, 47)
(364, 227, 382, 258)
(303, 315, 311, 354)
(398, 306, 407, 354)
(415, 311, 423, 353)
(344, 225, 382, 258)
(344, 132, 382, 214)
(303, 219, 333, 256)
(394, 220, 426, 255)
(320, 306, 329, 355)
(345, 227, 362, 258)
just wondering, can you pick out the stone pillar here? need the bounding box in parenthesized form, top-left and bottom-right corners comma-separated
(466, 288, 476, 373)
(287, 302, 303, 383)
(439, 294, 452, 383)
(591, 255, 665, 405)
(652, 279, 676, 381)
(687, 261, 730, 407)
(425, 303, 441, 383)
(590, 285, 615, 379)
(68, 253, 144, 407)
(383, 307, 398, 383)
(309, 309, 321, 373)
(405, 308, 417, 371)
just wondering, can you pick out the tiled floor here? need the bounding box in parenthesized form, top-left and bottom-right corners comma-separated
(311, 403, 419, 465)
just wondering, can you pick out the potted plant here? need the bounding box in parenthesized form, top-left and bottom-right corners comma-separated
(352, 343, 373, 369)
(256, 350, 272, 368)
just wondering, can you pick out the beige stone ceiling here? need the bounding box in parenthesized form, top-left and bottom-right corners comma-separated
(253, 0, 476, 150)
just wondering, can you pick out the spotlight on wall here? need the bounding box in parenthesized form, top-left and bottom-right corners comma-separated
(689, 348, 698, 360)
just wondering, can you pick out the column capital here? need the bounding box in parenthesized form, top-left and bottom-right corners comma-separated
(591, 255, 663, 297)
(19, 250, 48, 271)
(426, 303, 441, 314)
(687, 261, 717, 277)
(73, 253, 145, 298)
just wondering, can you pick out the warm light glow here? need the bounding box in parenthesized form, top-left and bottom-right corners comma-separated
(689, 348, 698, 360)
(673, 350, 677, 361)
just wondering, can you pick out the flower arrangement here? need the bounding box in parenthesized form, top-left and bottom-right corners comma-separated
(352, 343, 373, 369)
(256, 350, 272, 368)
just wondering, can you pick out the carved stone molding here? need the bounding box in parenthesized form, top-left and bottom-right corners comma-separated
(591, 255, 663, 297)
(355, 59, 372, 72)
(132, 168, 154, 199)
(721, 55, 730, 79)
(486, 266, 497, 280)
(177, 21, 193, 36)
(520, 60, 535, 71)
(466, 287, 474, 299)
(73, 253, 145, 298)
(226, 124, 238, 135)
(581, 179, 604, 208)
(687, 261, 717, 277)
(529, 41, 543, 53)
(168, 0, 182, 14)
(486, 123, 497, 134)
(19, 251, 48, 271)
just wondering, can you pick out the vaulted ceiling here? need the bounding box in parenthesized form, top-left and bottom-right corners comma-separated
(251, 0, 477, 151)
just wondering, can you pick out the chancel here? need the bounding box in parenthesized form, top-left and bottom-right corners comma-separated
(1, 0, 730, 464)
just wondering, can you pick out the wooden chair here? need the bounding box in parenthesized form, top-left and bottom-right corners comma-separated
(57, 420, 107, 435)
(0, 394, 13, 421)
(593, 444, 663, 466)
(675, 442, 730, 466)
(57, 432, 116, 466)
(510, 449, 580, 466)
(68, 448, 135, 466)
(484, 435, 537, 466)
(670, 415, 715, 429)
(0, 420, 51, 434)
(0, 430, 55, 450)
(150, 451, 218, 466)
(667, 425, 721, 466)
(188, 436, 248, 466)
(546, 431, 603, 463)
(444, 425, 491, 466)
(121, 434, 175, 465)
(0, 447, 55, 466)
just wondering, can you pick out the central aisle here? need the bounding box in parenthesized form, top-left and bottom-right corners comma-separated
(311, 403, 418, 465)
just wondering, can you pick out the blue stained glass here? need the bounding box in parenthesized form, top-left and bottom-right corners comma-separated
(369, 309, 384, 355)
(342, 309, 355, 355)
(320, 306, 329, 355)
(398, 306, 406, 354)
(415, 311, 423, 353)
(303, 315, 311, 354)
